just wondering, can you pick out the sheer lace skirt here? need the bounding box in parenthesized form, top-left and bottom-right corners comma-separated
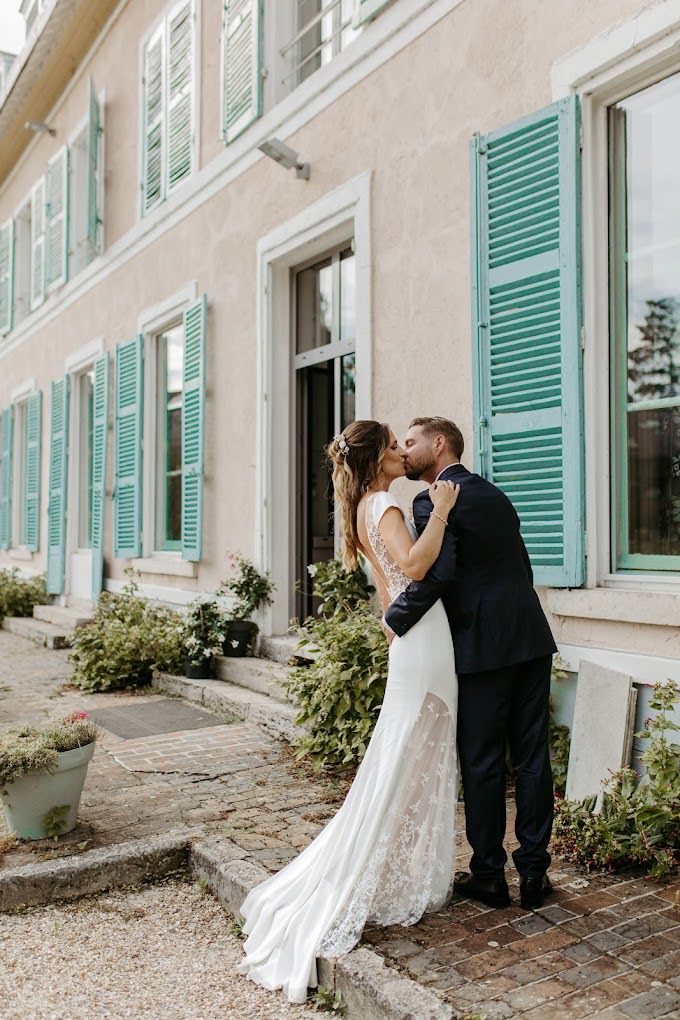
(238, 600, 458, 1003)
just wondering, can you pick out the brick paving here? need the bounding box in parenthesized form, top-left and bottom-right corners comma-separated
(2, 630, 680, 1018)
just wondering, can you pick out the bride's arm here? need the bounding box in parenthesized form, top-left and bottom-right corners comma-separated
(378, 481, 459, 581)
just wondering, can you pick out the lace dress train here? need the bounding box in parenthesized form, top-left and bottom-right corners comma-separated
(238, 491, 458, 1003)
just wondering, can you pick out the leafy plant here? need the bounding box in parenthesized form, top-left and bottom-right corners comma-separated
(313, 986, 345, 1012)
(284, 558, 387, 767)
(68, 572, 184, 692)
(42, 804, 70, 840)
(0, 568, 48, 622)
(219, 554, 275, 621)
(552, 681, 680, 878)
(182, 597, 227, 660)
(0, 711, 99, 789)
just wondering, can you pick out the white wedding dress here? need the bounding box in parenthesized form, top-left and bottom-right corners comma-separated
(238, 491, 458, 1003)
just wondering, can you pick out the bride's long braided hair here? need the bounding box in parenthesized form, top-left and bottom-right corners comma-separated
(327, 420, 391, 570)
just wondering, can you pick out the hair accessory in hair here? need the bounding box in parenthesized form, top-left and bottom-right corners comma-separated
(337, 433, 350, 457)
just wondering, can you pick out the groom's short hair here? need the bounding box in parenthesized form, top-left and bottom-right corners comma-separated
(409, 416, 464, 460)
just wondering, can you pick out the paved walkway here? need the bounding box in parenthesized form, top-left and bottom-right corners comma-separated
(1, 631, 679, 1019)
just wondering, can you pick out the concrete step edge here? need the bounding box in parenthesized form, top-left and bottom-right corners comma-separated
(213, 655, 290, 702)
(1, 616, 73, 649)
(32, 605, 93, 628)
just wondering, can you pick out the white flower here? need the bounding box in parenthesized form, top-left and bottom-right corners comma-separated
(307, 564, 318, 577)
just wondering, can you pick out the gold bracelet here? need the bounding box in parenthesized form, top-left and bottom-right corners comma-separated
(431, 510, 448, 525)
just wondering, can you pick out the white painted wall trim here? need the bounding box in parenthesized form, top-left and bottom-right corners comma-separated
(10, 376, 36, 401)
(64, 335, 104, 373)
(0, 0, 460, 362)
(105, 575, 196, 607)
(557, 642, 680, 686)
(137, 281, 197, 336)
(132, 555, 197, 578)
(548, 587, 680, 627)
(256, 171, 372, 633)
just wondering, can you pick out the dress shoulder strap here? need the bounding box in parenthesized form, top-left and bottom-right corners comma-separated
(370, 490, 402, 527)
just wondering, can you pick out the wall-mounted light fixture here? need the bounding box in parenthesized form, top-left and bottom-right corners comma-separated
(257, 137, 310, 180)
(25, 120, 56, 136)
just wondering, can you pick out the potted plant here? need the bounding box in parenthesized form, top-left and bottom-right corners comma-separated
(0, 711, 99, 840)
(182, 596, 227, 678)
(219, 553, 276, 657)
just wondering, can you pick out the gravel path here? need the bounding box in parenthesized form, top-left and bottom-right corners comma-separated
(0, 880, 319, 1019)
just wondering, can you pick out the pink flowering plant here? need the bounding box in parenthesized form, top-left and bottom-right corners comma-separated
(0, 711, 99, 789)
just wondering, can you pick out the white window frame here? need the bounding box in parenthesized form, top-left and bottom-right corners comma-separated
(256, 171, 371, 633)
(552, 0, 680, 612)
(67, 90, 105, 279)
(134, 283, 198, 578)
(11, 192, 32, 330)
(138, 0, 199, 220)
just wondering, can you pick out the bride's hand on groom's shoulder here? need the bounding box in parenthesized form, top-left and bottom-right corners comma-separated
(429, 480, 460, 517)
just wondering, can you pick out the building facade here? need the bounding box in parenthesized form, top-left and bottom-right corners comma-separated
(0, 0, 678, 703)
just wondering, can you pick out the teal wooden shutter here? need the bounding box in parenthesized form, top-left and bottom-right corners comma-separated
(114, 335, 143, 558)
(222, 0, 263, 143)
(167, 2, 193, 192)
(471, 95, 584, 587)
(143, 25, 165, 212)
(353, 0, 395, 25)
(30, 177, 45, 309)
(0, 406, 14, 549)
(23, 391, 42, 552)
(47, 376, 69, 594)
(181, 295, 206, 560)
(45, 146, 69, 291)
(86, 77, 102, 255)
(91, 353, 109, 596)
(0, 219, 13, 336)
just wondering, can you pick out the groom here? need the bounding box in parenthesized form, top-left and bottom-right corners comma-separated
(385, 416, 557, 910)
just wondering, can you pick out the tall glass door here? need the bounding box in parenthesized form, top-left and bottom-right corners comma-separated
(294, 246, 355, 619)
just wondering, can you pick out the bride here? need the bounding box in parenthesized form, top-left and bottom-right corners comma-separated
(238, 420, 460, 1004)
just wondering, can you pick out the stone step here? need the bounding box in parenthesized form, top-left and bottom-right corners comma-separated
(32, 604, 93, 629)
(213, 655, 290, 702)
(1, 615, 73, 649)
(153, 672, 303, 744)
(258, 633, 300, 664)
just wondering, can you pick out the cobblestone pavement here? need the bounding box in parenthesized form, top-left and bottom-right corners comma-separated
(2, 631, 680, 1019)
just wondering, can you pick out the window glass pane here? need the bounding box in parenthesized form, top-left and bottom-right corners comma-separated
(158, 325, 183, 547)
(341, 352, 356, 428)
(612, 73, 680, 563)
(340, 250, 355, 341)
(79, 371, 94, 548)
(296, 260, 332, 353)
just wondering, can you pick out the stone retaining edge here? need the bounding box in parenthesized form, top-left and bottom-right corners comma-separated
(190, 838, 454, 1020)
(0, 829, 194, 912)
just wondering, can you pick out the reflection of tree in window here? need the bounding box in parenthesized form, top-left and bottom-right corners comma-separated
(629, 297, 680, 402)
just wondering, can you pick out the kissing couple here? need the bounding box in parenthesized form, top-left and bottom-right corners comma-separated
(238, 415, 557, 1004)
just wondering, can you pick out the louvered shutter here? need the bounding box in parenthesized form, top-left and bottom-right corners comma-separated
(471, 95, 584, 587)
(0, 406, 14, 549)
(143, 26, 165, 212)
(181, 295, 206, 560)
(47, 376, 69, 594)
(0, 219, 13, 335)
(23, 391, 42, 552)
(167, 2, 193, 192)
(86, 77, 102, 255)
(45, 146, 69, 291)
(30, 177, 45, 309)
(222, 0, 262, 143)
(353, 0, 395, 25)
(113, 335, 143, 558)
(91, 353, 109, 596)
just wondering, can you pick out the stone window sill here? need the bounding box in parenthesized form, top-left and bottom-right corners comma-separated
(9, 547, 33, 561)
(546, 587, 680, 627)
(131, 556, 197, 579)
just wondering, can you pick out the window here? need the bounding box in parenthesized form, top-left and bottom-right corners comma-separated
(12, 200, 31, 328)
(69, 83, 103, 277)
(0, 220, 12, 336)
(142, 1, 194, 214)
(610, 74, 680, 571)
(12, 392, 41, 551)
(155, 324, 183, 550)
(78, 370, 95, 549)
(282, 0, 360, 88)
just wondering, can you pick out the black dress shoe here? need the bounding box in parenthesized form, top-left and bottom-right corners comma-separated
(520, 874, 552, 910)
(453, 871, 511, 908)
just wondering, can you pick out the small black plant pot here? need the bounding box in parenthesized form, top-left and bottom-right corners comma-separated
(222, 621, 258, 658)
(184, 654, 214, 679)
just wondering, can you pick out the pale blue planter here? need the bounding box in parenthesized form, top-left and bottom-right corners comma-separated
(2, 742, 95, 840)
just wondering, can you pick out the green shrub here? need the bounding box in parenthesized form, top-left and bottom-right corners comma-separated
(552, 681, 680, 878)
(0, 568, 48, 622)
(69, 574, 184, 692)
(284, 558, 387, 767)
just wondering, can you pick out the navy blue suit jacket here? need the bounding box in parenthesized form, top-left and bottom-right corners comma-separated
(384, 464, 556, 674)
